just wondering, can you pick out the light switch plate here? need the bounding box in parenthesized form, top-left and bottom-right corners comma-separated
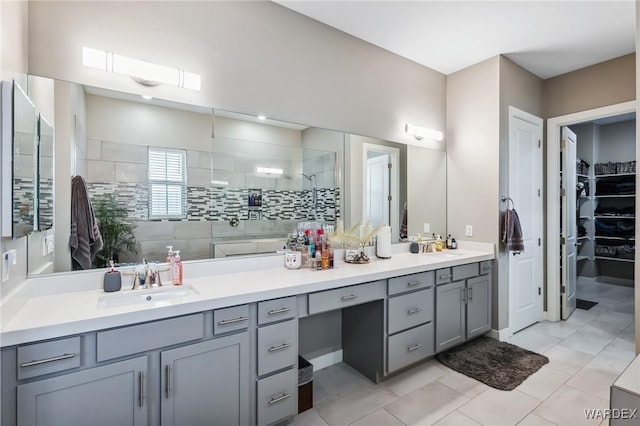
(465, 225, 473, 237)
(423, 223, 430, 233)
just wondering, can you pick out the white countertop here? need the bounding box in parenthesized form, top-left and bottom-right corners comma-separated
(0, 244, 494, 347)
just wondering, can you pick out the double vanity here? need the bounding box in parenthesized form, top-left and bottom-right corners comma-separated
(0, 244, 494, 426)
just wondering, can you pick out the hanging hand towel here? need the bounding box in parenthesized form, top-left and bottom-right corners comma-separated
(69, 175, 103, 270)
(399, 203, 408, 239)
(502, 209, 524, 254)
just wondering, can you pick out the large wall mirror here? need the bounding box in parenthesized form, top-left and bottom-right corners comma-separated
(2, 82, 37, 239)
(24, 77, 447, 276)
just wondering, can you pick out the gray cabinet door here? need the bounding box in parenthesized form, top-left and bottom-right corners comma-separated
(466, 274, 491, 339)
(17, 356, 148, 426)
(161, 332, 249, 426)
(435, 280, 466, 352)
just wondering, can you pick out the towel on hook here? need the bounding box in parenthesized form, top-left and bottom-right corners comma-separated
(400, 203, 408, 239)
(502, 209, 524, 254)
(69, 175, 103, 270)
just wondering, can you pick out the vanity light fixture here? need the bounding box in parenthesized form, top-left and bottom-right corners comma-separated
(256, 167, 284, 175)
(257, 115, 266, 121)
(404, 123, 444, 142)
(82, 47, 201, 91)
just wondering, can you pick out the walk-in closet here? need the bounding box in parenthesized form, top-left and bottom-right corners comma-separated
(572, 113, 635, 313)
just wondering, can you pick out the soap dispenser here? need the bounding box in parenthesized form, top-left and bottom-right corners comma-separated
(173, 251, 183, 285)
(103, 260, 122, 292)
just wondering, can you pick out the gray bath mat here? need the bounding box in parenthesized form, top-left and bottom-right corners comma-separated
(436, 336, 548, 390)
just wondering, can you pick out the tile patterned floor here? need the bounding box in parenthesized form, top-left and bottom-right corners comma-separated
(293, 279, 635, 425)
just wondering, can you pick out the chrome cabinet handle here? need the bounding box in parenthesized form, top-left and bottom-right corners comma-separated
(439, 274, 453, 280)
(138, 372, 145, 407)
(407, 307, 423, 315)
(20, 353, 76, 368)
(269, 393, 292, 405)
(268, 343, 291, 352)
(165, 365, 171, 399)
(268, 307, 291, 315)
(341, 294, 358, 301)
(462, 288, 467, 303)
(407, 281, 420, 287)
(468, 287, 473, 302)
(408, 343, 423, 352)
(218, 316, 249, 325)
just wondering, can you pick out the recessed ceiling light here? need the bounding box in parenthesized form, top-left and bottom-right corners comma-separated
(141, 95, 153, 100)
(257, 115, 266, 121)
(256, 166, 283, 175)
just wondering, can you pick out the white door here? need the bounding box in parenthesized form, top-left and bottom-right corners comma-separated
(508, 107, 544, 334)
(561, 126, 578, 319)
(366, 153, 390, 226)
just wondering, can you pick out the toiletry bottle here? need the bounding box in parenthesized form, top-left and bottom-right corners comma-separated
(173, 251, 183, 285)
(446, 234, 452, 249)
(451, 238, 458, 249)
(436, 235, 443, 252)
(166, 246, 175, 282)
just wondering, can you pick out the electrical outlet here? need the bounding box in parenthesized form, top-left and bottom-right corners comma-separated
(423, 223, 430, 233)
(465, 225, 473, 237)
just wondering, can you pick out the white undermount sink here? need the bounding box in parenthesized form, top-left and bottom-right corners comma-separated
(98, 285, 199, 309)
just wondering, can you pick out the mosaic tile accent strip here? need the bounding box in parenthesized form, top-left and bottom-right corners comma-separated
(86, 181, 340, 224)
(13, 177, 35, 228)
(38, 178, 54, 230)
(187, 186, 210, 221)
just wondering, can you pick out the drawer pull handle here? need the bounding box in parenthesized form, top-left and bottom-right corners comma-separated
(341, 294, 358, 301)
(165, 365, 171, 399)
(439, 274, 453, 280)
(407, 307, 423, 315)
(468, 287, 473, 302)
(268, 343, 291, 352)
(20, 353, 76, 368)
(138, 371, 145, 407)
(407, 281, 420, 287)
(218, 316, 249, 325)
(269, 393, 292, 405)
(268, 307, 291, 315)
(408, 343, 423, 352)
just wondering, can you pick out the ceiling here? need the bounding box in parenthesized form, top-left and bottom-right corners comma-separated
(277, 1, 636, 79)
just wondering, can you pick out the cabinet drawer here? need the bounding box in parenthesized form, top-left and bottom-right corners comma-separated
(214, 304, 250, 335)
(258, 296, 297, 325)
(258, 320, 297, 376)
(388, 287, 434, 335)
(388, 322, 434, 373)
(435, 268, 452, 285)
(308, 281, 384, 315)
(388, 271, 435, 296)
(17, 336, 81, 380)
(257, 368, 297, 426)
(453, 263, 479, 281)
(480, 260, 493, 275)
(97, 314, 204, 362)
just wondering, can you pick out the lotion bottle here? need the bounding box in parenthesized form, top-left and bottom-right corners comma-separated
(173, 251, 183, 285)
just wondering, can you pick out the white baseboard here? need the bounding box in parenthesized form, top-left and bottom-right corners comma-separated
(308, 350, 343, 372)
(488, 327, 511, 341)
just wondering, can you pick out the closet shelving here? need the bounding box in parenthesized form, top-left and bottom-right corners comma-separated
(593, 166, 635, 263)
(576, 173, 592, 263)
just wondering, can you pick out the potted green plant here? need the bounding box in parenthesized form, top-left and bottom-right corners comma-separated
(93, 195, 141, 268)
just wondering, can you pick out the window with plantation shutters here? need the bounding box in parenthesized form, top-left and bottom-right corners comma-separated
(148, 147, 187, 218)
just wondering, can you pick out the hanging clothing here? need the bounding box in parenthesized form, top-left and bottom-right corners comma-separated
(69, 175, 103, 270)
(502, 208, 524, 254)
(399, 203, 408, 239)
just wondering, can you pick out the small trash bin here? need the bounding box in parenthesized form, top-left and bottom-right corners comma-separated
(298, 355, 313, 413)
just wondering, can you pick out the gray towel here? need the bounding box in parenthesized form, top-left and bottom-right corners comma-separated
(69, 176, 103, 270)
(502, 209, 524, 253)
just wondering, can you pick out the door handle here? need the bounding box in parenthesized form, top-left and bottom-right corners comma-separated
(165, 365, 171, 399)
(138, 372, 145, 408)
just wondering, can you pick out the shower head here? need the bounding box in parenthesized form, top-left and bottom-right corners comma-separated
(300, 173, 316, 182)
